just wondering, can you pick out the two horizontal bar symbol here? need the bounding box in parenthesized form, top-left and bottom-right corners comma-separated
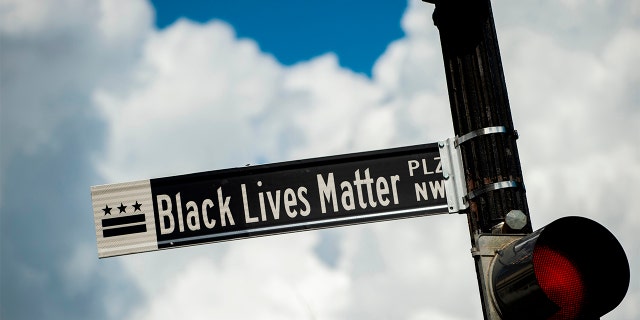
(102, 214, 147, 238)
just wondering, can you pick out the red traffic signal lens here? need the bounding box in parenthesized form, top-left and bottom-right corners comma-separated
(533, 245, 584, 319)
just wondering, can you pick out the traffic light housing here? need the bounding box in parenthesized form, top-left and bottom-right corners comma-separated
(489, 216, 629, 319)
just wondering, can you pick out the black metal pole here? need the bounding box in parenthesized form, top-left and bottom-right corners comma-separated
(425, 0, 532, 318)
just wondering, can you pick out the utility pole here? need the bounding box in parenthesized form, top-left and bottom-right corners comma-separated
(424, 0, 532, 318)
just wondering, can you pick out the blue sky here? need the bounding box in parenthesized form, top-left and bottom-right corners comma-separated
(151, 0, 405, 75)
(1, 0, 639, 319)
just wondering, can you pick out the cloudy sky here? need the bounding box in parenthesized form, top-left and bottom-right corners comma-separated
(1, 0, 638, 319)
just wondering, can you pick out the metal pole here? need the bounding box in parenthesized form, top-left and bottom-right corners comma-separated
(424, 0, 532, 318)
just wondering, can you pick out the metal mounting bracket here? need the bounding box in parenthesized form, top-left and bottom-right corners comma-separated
(455, 126, 518, 147)
(439, 126, 520, 213)
(439, 138, 469, 213)
(466, 181, 525, 200)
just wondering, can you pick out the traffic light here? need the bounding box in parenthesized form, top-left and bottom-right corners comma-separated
(489, 216, 629, 319)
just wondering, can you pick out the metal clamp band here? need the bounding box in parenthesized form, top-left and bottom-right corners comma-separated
(455, 126, 517, 147)
(466, 181, 525, 200)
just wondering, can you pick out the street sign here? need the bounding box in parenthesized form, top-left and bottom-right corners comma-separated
(91, 143, 451, 258)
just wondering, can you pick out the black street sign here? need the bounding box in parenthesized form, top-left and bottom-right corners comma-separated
(91, 143, 449, 258)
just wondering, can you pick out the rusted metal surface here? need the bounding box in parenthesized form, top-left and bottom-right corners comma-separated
(431, 0, 531, 238)
(426, 0, 532, 318)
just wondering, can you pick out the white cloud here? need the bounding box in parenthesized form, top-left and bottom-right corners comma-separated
(2, 0, 638, 319)
(279, 53, 387, 158)
(0, 0, 152, 174)
(499, 23, 640, 228)
(98, 0, 151, 45)
(0, 0, 90, 35)
(61, 243, 99, 295)
(495, 3, 640, 318)
(91, 2, 477, 318)
(124, 234, 350, 320)
(336, 216, 481, 320)
(91, 0, 638, 318)
(94, 18, 282, 181)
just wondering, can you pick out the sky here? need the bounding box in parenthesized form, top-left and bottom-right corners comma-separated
(0, 0, 638, 319)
